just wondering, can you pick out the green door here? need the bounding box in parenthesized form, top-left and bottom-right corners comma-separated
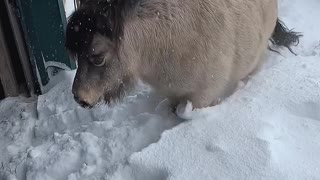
(15, 0, 76, 92)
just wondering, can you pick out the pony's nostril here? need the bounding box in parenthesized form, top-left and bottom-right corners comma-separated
(74, 96, 91, 108)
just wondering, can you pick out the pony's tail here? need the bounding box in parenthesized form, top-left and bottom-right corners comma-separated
(269, 18, 303, 56)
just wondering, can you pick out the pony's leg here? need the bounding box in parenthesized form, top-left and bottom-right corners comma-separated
(188, 90, 219, 109)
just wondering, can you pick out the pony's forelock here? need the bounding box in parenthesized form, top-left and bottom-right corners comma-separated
(65, 0, 140, 56)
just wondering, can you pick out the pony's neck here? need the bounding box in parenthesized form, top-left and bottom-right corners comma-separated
(118, 15, 146, 78)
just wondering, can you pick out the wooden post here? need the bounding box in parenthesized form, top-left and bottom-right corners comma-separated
(0, 18, 20, 97)
(4, 0, 36, 95)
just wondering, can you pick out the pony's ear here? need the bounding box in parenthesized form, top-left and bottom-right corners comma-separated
(79, 0, 90, 6)
(80, 0, 117, 9)
(95, 13, 114, 39)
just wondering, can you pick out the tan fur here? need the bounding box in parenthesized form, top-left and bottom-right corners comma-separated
(118, 0, 278, 108)
(72, 0, 278, 109)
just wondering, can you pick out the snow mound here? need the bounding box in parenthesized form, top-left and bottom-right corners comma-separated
(128, 54, 320, 180)
(1, 73, 181, 180)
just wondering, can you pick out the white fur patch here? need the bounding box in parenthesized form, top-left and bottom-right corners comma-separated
(176, 100, 193, 120)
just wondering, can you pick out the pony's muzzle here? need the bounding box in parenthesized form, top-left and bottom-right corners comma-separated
(73, 95, 93, 108)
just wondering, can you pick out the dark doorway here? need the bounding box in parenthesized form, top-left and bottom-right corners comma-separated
(0, 80, 4, 100)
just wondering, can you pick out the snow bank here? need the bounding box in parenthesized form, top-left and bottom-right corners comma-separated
(64, 0, 76, 18)
(1, 0, 320, 179)
(127, 54, 320, 180)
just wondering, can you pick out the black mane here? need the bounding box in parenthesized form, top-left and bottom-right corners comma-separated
(65, 0, 140, 55)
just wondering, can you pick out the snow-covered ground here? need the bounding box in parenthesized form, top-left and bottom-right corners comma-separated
(1, 0, 320, 179)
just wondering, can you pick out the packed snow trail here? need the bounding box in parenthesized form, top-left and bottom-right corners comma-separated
(1, 0, 320, 179)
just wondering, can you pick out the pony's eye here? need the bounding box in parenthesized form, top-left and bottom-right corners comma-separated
(93, 57, 106, 67)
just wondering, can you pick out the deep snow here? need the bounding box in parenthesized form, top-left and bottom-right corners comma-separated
(1, 0, 320, 179)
